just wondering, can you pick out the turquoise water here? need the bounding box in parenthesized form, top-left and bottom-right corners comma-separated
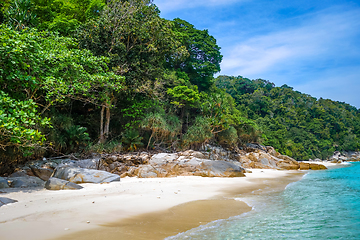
(167, 162, 360, 240)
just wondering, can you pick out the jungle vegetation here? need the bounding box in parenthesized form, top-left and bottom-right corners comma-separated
(0, 0, 359, 173)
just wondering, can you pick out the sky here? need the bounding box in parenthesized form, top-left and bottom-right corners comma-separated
(153, 0, 360, 108)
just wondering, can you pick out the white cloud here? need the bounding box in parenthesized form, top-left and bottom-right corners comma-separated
(154, 0, 246, 12)
(220, 8, 360, 78)
(294, 67, 360, 108)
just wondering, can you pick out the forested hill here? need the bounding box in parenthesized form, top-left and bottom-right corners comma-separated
(216, 75, 360, 160)
(1, 0, 359, 174)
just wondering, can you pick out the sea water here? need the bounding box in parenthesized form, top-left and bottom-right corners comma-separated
(167, 162, 360, 240)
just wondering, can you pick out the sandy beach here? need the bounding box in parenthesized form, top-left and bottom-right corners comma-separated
(0, 169, 303, 240)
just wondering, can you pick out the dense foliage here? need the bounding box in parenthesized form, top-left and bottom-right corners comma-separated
(1, 0, 359, 174)
(216, 75, 360, 160)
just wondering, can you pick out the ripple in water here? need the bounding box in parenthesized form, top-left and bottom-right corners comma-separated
(167, 163, 360, 240)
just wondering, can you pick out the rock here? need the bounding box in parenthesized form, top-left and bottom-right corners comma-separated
(9, 171, 29, 177)
(0, 197, 18, 207)
(45, 177, 83, 190)
(299, 162, 310, 170)
(53, 166, 120, 184)
(149, 153, 178, 166)
(277, 161, 300, 170)
(313, 158, 322, 162)
(201, 160, 246, 177)
(309, 163, 327, 170)
(134, 165, 158, 178)
(266, 146, 280, 157)
(8, 176, 45, 188)
(191, 151, 206, 159)
(246, 143, 267, 152)
(30, 166, 53, 181)
(73, 159, 100, 169)
(0, 177, 9, 189)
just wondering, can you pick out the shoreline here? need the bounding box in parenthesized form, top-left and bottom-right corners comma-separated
(0, 169, 304, 240)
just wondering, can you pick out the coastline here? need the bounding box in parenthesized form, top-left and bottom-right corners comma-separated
(0, 169, 303, 240)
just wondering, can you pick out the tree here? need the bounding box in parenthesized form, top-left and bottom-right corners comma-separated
(0, 91, 50, 152)
(0, 26, 123, 144)
(31, 0, 105, 35)
(170, 18, 223, 91)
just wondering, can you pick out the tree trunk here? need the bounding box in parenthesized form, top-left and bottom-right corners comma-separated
(98, 105, 105, 143)
(105, 103, 111, 139)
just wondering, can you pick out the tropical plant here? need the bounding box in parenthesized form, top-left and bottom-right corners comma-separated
(121, 129, 143, 151)
(5, 0, 36, 30)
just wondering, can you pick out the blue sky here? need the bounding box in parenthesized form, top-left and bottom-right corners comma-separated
(153, 0, 360, 108)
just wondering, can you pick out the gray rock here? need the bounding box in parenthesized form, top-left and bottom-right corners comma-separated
(73, 159, 100, 169)
(0, 177, 9, 189)
(9, 171, 28, 177)
(53, 166, 120, 184)
(0, 197, 18, 207)
(30, 166, 53, 181)
(150, 153, 178, 166)
(201, 160, 246, 177)
(8, 176, 45, 188)
(45, 177, 83, 190)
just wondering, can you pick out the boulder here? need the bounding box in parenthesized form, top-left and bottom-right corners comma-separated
(309, 163, 327, 170)
(73, 159, 100, 169)
(149, 153, 178, 166)
(9, 171, 29, 177)
(299, 162, 310, 170)
(134, 165, 158, 178)
(8, 176, 45, 188)
(0, 177, 9, 189)
(246, 143, 267, 152)
(191, 151, 206, 159)
(30, 166, 53, 181)
(0, 197, 18, 207)
(45, 177, 83, 190)
(201, 160, 245, 177)
(53, 166, 120, 184)
(266, 146, 280, 157)
(277, 161, 300, 170)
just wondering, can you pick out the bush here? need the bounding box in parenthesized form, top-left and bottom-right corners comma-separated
(217, 126, 238, 147)
(182, 117, 213, 148)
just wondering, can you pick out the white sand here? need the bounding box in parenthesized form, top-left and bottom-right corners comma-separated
(0, 169, 299, 240)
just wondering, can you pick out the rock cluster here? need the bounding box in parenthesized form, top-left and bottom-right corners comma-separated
(1, 144, 331, 193)
(329, 151, 360, 163)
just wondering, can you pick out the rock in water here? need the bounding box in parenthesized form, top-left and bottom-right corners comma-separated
(45, 177, 83, 190)
(53, 166, 120, 183)
(0, 197, 18, 207)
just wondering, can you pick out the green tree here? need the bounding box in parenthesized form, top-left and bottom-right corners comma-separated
(0, 26, 123, 144)
(170, 18, 223, 91)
